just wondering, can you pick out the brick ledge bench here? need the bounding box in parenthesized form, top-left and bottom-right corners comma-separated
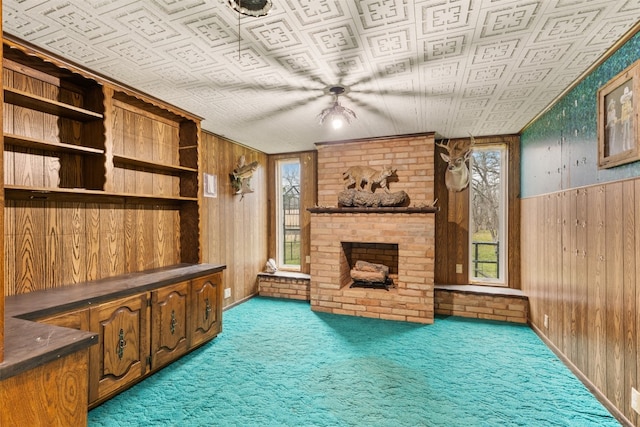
(258, 271, 311, 301)
(434, 284, 529, 324)
(256, 277, 527, 323)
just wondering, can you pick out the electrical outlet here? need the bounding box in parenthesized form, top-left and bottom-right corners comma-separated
(543, 314, 549, 329)
(455, 264, 463, 274)
(224, 288, 231, 299)
(306, 255, 311, 264)
(632, 387, 640, 414)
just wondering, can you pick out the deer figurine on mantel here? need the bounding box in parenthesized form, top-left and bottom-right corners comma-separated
(436, 136, 475, 192)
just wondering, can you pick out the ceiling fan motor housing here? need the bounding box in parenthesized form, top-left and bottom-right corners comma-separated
(228, 0, 272, 17)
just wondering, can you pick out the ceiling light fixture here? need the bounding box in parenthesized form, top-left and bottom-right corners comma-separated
(318, 86, 357, 130)
(228, 0, 272, 17)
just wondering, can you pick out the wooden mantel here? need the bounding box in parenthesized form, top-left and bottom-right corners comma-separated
(308, 206, 439, 214)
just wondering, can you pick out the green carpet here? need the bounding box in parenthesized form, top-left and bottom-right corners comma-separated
(89, 297, 619, 426)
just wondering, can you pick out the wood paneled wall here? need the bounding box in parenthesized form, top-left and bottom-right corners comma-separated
(200, 132, 268, 306)
(267, 151, 317, 275)
(435, 134, 520, 288)
(521, 179, 639, 426)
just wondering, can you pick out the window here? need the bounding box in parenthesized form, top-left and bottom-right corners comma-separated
(276, 159, 301, 270)
(469, 145, 507, 285)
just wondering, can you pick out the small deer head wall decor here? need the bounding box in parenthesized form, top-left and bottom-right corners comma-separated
(230, 155, 259, 199)
(436, 136, 474, 192)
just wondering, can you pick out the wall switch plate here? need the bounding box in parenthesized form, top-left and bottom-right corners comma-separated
(455, 264, 463, 274)
(543, 314, 549, 329)
(306, 255, 311, 264)
(224, 288, 231, 299)
(632, 387, 640, 414)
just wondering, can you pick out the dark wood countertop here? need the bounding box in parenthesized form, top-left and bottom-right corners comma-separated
(0, 317, 97, 380)
(8, 263, 226, 320)
(1, 263, 226, 381)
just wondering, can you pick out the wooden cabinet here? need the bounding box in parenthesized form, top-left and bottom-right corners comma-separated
(1, 350, 90, 427)
(151, 281, 189, 368)
(28, 266, 225, 407)
(190, 272, 223, 348)
(89, 293, 149, 404)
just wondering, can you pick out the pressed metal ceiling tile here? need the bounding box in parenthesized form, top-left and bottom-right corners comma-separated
(3, 0, 640, 153)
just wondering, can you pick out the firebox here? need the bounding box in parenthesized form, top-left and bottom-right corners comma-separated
(340, 242, 398, 289)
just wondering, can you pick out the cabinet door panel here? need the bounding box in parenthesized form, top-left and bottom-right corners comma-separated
(190, 272, 223, 348)
(89, 293, 148, 404)
(151, 281, 189, 367)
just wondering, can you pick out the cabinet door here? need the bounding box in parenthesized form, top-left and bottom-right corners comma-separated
(190, 272, 223, 348)
(151, 281, 189, 368)
(89, 293, 149, 405)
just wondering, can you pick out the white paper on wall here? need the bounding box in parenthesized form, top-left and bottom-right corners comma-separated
(204, 173, 217, 198)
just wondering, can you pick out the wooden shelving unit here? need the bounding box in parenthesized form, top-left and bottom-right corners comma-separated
(0, 34, 209, 426)
(2, 36, 204, 289)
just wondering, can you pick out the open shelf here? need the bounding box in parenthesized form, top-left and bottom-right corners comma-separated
(113, 154, 197, 175)
(5, 185, 197, 205)
(4, 87, 103, 122)
(4, 133, 104, 155)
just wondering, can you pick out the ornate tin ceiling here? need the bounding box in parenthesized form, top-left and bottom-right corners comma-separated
(3, 1, 640, 153)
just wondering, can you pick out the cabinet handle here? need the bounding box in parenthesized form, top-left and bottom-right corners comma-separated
(170, 310, 177, 335)
(117, 328, 127, 360)
(205, 298, 212, 320)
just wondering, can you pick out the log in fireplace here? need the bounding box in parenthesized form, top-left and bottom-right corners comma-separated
(350, 260, 393, 290)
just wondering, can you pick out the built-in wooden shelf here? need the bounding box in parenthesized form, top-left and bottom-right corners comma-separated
(113, 154, 197, 175)
(4, 133, 104, 155)
(308, 206, 439, 214)
(5, 185, 197, 204)
(4, 87, 103, 122)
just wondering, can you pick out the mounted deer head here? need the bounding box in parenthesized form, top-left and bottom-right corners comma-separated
(436, 137, 474, 192)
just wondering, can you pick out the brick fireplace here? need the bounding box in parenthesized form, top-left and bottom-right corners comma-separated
(309, 134, 436, 324)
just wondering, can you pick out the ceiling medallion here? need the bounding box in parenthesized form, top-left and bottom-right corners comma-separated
(318, 86, 357, 130)
(228, 0, 272, 17)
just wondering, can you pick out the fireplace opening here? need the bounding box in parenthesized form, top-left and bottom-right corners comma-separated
(340, 242, 399, 289)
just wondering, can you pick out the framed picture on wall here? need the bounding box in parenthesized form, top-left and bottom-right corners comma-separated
(597, 61, 640, 168)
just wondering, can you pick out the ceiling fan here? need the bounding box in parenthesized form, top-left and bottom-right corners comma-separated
(229, 67, 424, 130)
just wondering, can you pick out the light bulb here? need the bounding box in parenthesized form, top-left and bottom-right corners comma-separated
(331, 117, 344, 129)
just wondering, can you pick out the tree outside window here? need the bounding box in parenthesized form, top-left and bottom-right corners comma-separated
(277, 160, 301, 269)
(469, 146, 507, 284)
